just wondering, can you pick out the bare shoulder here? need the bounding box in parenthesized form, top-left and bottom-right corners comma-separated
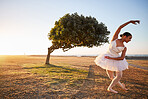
(111, 38, 118, 42)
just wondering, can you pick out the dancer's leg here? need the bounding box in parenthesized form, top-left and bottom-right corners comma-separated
(106, 70, 128, 90)
(106, 70, 114, 80)
(106, 70, 118, 93)
(107, 71, 122, 93)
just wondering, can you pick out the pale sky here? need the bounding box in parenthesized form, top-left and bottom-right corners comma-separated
(0, 0, 148, 55)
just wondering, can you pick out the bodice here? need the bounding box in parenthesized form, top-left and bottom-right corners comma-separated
(106, 39, 125, 57)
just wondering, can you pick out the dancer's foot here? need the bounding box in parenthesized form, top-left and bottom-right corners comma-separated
(107, 88, 118, 93)
(121, 83, 128, 90)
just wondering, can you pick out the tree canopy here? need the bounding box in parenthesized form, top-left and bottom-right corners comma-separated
(48, 12, 110, 52)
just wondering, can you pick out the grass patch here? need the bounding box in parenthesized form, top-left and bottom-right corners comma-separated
(22, 63, 88, 87)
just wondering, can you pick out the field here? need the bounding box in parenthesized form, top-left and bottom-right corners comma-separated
(127, 60, 148, 67)
(0, 55, 148, 99)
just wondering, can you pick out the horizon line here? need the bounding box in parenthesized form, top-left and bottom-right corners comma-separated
(0, 54, 148, 56)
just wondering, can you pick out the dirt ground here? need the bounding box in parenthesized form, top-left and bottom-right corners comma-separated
(0, 55, 148, 99)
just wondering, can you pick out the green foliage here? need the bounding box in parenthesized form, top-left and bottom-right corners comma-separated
(48, 12, 110, 52)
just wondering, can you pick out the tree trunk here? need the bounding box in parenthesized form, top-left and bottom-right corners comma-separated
(45, 48, 51, 64)
(45, 45, 57, 64)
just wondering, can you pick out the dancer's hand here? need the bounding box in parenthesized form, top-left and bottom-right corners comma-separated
(130, 20, 140, 25)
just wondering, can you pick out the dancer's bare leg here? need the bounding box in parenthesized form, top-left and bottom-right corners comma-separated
(106, 70, 128, 90)
(106, 70, 123, 93)
(107, 71, 122, 93)
(106, 70, 118, 93)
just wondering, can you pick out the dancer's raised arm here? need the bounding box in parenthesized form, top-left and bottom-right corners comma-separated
(111, 20, 140, 41)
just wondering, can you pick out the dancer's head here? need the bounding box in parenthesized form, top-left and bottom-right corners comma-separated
(120, 32, 132, 43)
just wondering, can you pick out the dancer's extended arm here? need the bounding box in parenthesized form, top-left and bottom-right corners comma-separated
(105, 47, 127, 60)
(111, 20, 140, 41)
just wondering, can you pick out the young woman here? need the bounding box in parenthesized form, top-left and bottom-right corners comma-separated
(94, 20, 140, 93)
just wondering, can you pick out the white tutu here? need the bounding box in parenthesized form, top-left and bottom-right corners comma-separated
(94, 39, 128, 71)
(94, 54, 128, 71)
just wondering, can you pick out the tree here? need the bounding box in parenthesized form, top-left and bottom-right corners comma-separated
(45, 13, 110, 64)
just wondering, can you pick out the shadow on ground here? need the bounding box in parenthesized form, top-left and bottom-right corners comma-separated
(70, 65, 132, 99)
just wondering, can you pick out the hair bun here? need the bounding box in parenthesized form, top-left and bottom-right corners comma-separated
(120, 34, 123, 37)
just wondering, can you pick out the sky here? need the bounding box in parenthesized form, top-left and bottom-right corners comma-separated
(0, 0, 148, 56)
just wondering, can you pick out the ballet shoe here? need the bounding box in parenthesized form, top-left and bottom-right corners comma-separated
(107, 88, 118, 94)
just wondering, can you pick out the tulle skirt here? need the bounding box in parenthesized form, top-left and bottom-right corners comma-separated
(94, 53, 128, 71)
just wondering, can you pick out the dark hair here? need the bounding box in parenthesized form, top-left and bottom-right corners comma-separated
(120, 32, 132, 37)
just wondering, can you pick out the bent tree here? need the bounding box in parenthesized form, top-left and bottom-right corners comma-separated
(46, 13, 110, 64)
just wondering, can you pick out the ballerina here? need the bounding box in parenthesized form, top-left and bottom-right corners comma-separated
(94, 20, 140, 93)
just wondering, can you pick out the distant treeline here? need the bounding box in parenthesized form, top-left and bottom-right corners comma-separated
(125, 56, 148, 60)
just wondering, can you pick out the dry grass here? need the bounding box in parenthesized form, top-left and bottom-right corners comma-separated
(127, 60, 148, 67)
(0, 55, 148, 98)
